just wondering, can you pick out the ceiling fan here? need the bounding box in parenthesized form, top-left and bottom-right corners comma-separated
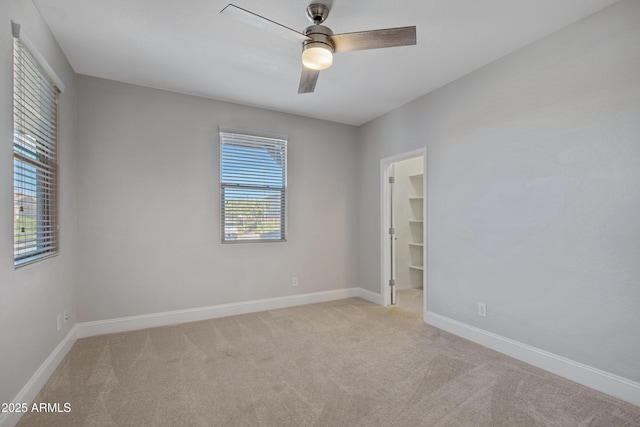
(220, 3, 417, 94)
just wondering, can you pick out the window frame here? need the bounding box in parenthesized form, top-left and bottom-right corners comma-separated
(13, 30, 61, 267)
(219, 130, 288, 244)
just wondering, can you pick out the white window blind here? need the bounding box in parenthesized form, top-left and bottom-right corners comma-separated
(220, 131, 287, 243)
(13, 37, 59, 266)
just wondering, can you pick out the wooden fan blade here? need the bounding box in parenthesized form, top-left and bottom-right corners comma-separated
(221, 4, 310, 43)
(332, 26, 416, 53)
(298, 67, 320, 93)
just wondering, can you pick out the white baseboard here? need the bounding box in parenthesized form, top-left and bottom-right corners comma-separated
(77, 287, 364, 338)
(425, 311, 640, 407)
(356, 288, 383, 305)
(0, 326, 78, 427)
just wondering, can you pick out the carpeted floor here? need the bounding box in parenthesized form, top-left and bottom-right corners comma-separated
(394, 288, 423, 316)
(18, 298, 640, 426)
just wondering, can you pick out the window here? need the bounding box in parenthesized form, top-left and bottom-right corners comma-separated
(220, 131, 287, 243)
(13, 37, 60, 266)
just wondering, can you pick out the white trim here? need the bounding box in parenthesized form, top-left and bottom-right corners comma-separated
(380, 148, 428, 313)
(356, 288, 383, 305)
(11, 21, 66, 93)
(425, 311, 640, 407)
(0, 326, 77, 427)
(218, 126, 288, 142)
(77, 288, 363, 338)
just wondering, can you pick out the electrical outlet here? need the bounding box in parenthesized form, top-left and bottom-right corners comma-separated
(64, 310, 69, 324)
(478, 303, 487, 317)
(56, 315, 62, 331)
(292, 277, 299, 287)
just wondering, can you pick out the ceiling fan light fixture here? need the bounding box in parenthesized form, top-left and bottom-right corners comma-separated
(302, 42, 333, 70)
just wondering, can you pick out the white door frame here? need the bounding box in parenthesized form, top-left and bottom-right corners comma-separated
(380, 148, 427, 316)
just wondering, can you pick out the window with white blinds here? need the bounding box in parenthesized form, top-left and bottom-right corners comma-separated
(220, 131, 287, 243)
(13, 37, 59, 266)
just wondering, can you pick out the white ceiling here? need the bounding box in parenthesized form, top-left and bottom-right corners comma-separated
(33, 0, 620, 126)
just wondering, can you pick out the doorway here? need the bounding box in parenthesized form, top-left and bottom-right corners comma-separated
(381, 148, 426, 318)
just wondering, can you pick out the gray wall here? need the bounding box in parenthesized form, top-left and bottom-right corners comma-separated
(76, 76, 360, 322)
(357, 0, 640, 382)
(0, 0, 78, 405)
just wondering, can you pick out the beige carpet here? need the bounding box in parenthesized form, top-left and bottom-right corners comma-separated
(394, 288, 423, 315)
(18, 298, 640, 426)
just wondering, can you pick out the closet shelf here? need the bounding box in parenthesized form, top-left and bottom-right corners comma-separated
(409, 173, 423, 179)
(409, 265, 424, 271)
(409, 197, 423, 201)
(409, 243, 424, 247)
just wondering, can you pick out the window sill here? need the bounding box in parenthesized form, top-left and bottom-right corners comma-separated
(14, 251, 59, 269)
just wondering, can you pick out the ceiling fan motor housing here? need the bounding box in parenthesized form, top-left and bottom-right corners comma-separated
(302, 24, 335, 53)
